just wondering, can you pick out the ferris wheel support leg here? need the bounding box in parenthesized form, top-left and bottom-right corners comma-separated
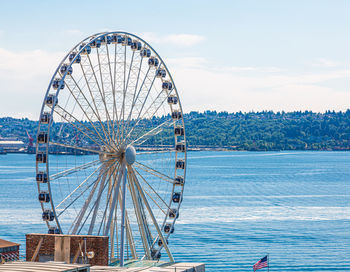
(131, 169, 174, 263)
(120, 164, 128, 266)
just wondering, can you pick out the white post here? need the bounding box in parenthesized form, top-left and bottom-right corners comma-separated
(120, 164, 127, 266)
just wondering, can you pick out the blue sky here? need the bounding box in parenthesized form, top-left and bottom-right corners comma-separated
(1, 0, 350, 118)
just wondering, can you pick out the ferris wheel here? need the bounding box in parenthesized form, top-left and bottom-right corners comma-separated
(35, 31, 186, 265)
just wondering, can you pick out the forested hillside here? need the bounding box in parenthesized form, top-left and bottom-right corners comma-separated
(1, 110, 350, 151)
(185, 110, 350, 150)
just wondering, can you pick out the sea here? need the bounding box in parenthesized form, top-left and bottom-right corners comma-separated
(0, 151, 349, 271)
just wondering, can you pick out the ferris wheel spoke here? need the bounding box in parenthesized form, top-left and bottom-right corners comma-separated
(55, 162, 107, 211)
(77, 176, 108, 236)
(107, 166, 117, 240)
(71, 183, 101, 235)
(121, 50, 135, 140)
(59, 161, 116, 221)
(132, 167, 171, 213)
(131, 169, 174, 262)
(127, 172, 152, 259)
(112, 43, 121, 143)
(138, 150, 175, 155)
(97, 164, 122, 236)
(123, 56, 144, 131)
(107, 165, 122, 250)
(110, 203, 118, 259)
(56, 178, 97, 219)
(55, 164, 112, 219)
(87, 166, 113, 235)
(123, 76, 158, 144)
(85, 162, 120, 235)
(87, 53, 115, 146)
(133, 161, 175, 184)
(54, 104, 110, 149)
(70, 161, 113, 234)
(129, 170, 154, 259)
(97, 178, 115, 235)
(137, 88, 172, 127)
(122, 66, 151, 139)
(117, 188, 137, 260)
(49, 142, 108, 156)
(96, 47, 115, 143)
(130, 119, 173, 146)
(50, 158, 101, 182)
(106, 44, 120, 145)
(79, 61, 114, 148)
(76, 162, 119, 235)
(126, 211, 137, 259)
(62, 73, 112, 147)
(136, 80, 170, 122)
(125, 94, 173, 145)
(120, 45, 128, 140)
(113, 43, 128, 143)
(103, 163, 125, 236)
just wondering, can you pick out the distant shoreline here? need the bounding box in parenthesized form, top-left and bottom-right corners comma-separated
(1, 148, 350, 155)
(2, 110, 350, 152)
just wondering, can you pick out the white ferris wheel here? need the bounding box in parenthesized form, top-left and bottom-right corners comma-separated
(35, 31, 187, 266)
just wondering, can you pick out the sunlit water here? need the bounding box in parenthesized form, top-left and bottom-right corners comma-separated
(0, 152, 349, 271)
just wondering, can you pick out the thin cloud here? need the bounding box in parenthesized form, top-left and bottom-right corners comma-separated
(62, 29, 84, 36)
(0, 48, 64, 119)
(311, 58, 340, 68)
(141, 32, 205, 47)
(0, 48, 63, 78)
(163, 34, 205, 47)
(168, 57, 350, 113)
(167, 58, 281, 73)
(0, 47, 349, 119)
(226, 66, 282, 73)
(167, 57, 208, 68)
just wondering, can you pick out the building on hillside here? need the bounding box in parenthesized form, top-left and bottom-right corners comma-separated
(0, 140, 25, 152)
(0, 239, 20, 262)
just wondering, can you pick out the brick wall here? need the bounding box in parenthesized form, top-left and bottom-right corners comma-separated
(26, 233, 108, 266)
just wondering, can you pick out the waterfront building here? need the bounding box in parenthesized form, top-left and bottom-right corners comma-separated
(0, 239, 20, 262)
(0, 140, 25, 152)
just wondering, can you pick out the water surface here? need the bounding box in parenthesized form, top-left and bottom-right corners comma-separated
(0, 152, 349, 271)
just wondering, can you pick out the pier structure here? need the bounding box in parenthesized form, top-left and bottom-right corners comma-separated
(0, 261, 204, 272)
(26, 234, 108, 266)
(23, 234, 205, 271)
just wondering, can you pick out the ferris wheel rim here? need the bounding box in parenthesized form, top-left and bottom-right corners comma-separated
(35, 31, 187, 264)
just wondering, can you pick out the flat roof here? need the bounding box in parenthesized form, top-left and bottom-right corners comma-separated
(0, 141, 24, 145)
(0, 238, 20, 249)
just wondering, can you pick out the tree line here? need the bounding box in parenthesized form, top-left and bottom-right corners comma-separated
(1, 110, 350, 151)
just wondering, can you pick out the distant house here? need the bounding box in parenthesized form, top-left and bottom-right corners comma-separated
(0, 239, 20, 262)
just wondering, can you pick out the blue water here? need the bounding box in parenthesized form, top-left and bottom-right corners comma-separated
(0, 152, 350, 271)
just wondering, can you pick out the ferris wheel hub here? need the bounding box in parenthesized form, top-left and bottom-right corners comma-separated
(125, 145, 136, 165)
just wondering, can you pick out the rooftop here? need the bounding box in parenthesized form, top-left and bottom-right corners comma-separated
(0, 239, 20, 249)
(0, 141, 24, 145)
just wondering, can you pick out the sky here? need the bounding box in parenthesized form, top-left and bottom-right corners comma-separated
(0, 0, 350, 119)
